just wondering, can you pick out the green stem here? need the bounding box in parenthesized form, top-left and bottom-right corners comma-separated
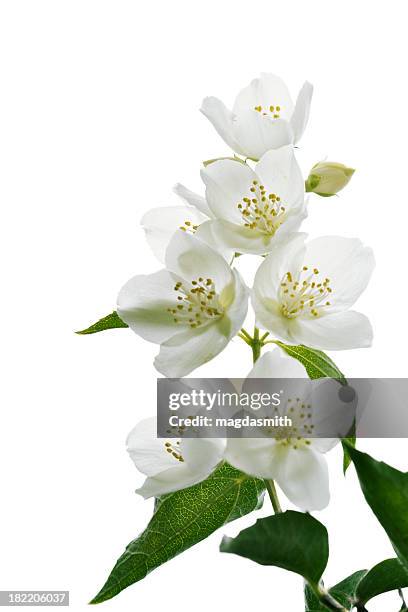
(264, 480, 282, 514)
(310, 584, 348, 611)
(251, 326, 262, 364)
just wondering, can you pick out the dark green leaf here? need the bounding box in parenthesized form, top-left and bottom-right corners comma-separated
(347, 445, 408, 572)
(355, 558, 408, 605)
(305, 570, 367, 611)
(76, 311, 128, 335)
(274, 342, 346, 384)
(91, 463, 264, 604)
(220, 510, 328, 587)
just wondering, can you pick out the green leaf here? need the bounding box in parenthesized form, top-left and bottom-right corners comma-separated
(305, 570, 367, 611)
(76, 311, 128, 335)
(347, 444, 408, 572)
(355, 558, 408, 605)
(305, 560, 408, 610)
(91, 463, 264, 604)
(220, 510, 328, 587)
(274, 342, 346, 384)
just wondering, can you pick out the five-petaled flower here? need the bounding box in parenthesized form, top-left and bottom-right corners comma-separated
(225, 348, 340, 511)
(117, 232, 248, 376)
(201, 73, 313, 161)
(252, 233, 375, 349)
(200, 146, 306, 255)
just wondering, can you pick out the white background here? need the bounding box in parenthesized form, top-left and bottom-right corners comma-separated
(1, 1, 407, 610)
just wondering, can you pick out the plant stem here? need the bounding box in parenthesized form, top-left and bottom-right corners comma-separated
(310, 584, 348, 611)
(264, 479, 282, 514)
(251, 326, 262, 364)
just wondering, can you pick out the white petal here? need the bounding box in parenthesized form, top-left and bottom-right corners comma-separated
(223, 269, 249, 333)
(180, 438, 226, 471)
(127, 417, 176, 477)
(233, 74, 294, 119)
(117, 269, 180, 344)
(211, 219, 275, 255)
(173, 183, 212, 218)
(247, 348, 307, 379)
(303, 236, 375, 310)
(200, 96, 245, 156)
(194, 220, 234, 262)
(273, 446, 330, 511)
(232, 111, 294, 160)
(136, 466, 209, 499)
(165, 231, 233, 291)
(154, 324, 231, 377)
(225, 438, 282, 479)
(290, 81, 313, 143)
(293, 310, 373, 350)
(255, 145, 305, 209)
(141, 206, 208, 263)
(201, 158, 257, 224)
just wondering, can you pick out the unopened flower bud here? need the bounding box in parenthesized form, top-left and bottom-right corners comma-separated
(305, 162, 355, 197)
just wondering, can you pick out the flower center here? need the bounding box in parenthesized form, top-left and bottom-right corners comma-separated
(237, 180, 286, 235)
(179, 220, 199, 234)
(279, 267, 333, 319)
(164, 440, 184, 462)
(254, 104, 282, 119)
(265, 398, 314, 449)
(167, 278, 224, 328)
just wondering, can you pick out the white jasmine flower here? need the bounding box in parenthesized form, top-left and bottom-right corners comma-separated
(201, 73, 313, 160)
(127, 417, 225, 498)
(117, 232, 248, 377)
(200, 146, 306, 255)
(252, 233, 374, 350)
(225, 349, 339, 511)
(141, 184, 232, 263)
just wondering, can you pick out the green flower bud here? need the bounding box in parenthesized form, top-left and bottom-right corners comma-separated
(305, 162, 355, 197)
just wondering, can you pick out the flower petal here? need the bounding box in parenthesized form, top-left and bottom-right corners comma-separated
(127, 417, 176, 477)
(180, 438, 225, 471)
(154, 324, 231, 377)
(255, 145, 305, 210)
(200, 96, 245, 156)
(117, 269, 181, 344)
(210, 219, 275, 255)
(136, 466, 209, 499)
(233, 74, 294, 119)
(194, 220, 234, 262)
(247, 348, 307, 379)
(225, 438, 282, 479)
(165, 231, 233, 291)
(290, 81, 313, 143)
(273, 446, 330, 511)
(232, 111, 294, 160)
(173, 183, 212, 218)
(201, 158, 258, 224)
(141, 206, 208, 263)
(293, 310, 373, 350)
(303, 236, 375, 310)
